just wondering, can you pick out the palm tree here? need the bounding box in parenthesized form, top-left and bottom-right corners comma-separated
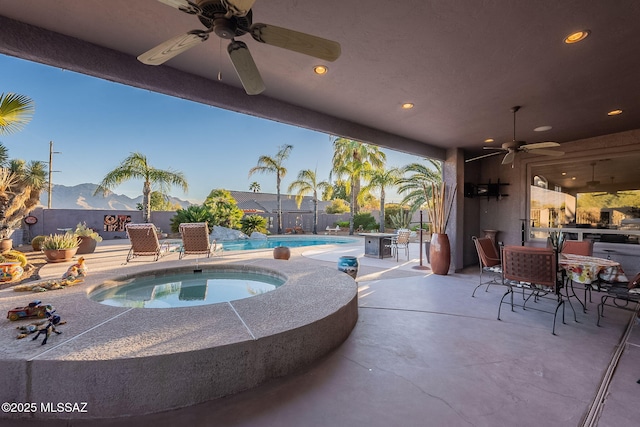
(248, 144, 293, 234)
(362, 167, 402, 232)
(396, 159, 443, 227)
(249, 181, 261, 193)
(287, 169, 332, 234)
(0, 93, 35, 135)
(94, 152, 188, 223)
(331, 137, 386, 234)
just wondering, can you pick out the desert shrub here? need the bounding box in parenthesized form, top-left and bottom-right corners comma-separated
(31, 235, 46, 250)
(385, 204, 411, 228)
(354, 212, 378, 231)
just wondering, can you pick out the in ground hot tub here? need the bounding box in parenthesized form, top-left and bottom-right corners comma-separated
(0, 260, 358, 420)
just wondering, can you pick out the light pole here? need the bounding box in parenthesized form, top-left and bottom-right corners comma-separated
(47, 141, 61, 209)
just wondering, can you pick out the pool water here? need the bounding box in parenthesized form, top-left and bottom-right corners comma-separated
(220, 236, 357, 251)
(89, 270, 285, 308)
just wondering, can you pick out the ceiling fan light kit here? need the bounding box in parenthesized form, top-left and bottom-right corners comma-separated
(138, 0, 342, 95)
(466, 105, 564, 164)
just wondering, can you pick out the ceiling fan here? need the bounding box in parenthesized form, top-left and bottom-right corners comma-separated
(466, 106, 564, 165)
(586, 162, 600, 189)
(137, 0, 341, 95)
(592, 176, 635, 196)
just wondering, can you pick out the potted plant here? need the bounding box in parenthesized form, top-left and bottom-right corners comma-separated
(73, 222, 103, 254)
(426, 182, 457, 275)
(0, 229, 12, 254)
(41, 233, 80, 263)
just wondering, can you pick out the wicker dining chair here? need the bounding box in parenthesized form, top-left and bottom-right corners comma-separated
(561, 239, 595, 310)
(471, 236, 502, 297)
(499, 245, 573, 335)
(178, 222, 220, 259)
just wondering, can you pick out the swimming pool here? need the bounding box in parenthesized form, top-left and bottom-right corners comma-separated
(89, 269, 285, 308)
(220, 236, 358, 251)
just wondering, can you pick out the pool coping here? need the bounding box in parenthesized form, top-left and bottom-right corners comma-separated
(0, 256, 358, 420)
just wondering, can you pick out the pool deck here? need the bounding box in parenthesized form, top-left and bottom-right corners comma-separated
(1, 236, 640, 426)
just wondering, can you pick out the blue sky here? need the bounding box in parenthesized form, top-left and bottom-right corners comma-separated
(1, 54, 429, 204)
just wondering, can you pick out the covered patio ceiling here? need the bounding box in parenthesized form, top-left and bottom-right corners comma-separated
(1, 1, 640, 182)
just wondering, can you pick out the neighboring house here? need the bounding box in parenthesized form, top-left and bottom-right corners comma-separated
(231, 191, 333, 214)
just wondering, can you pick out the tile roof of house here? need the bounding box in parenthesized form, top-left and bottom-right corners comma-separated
(231, 191, 334, 213)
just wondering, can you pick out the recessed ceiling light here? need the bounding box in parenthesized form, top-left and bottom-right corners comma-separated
(313, 65, 328, 75)
(484, 138, 494, 143)
(561, 172, 567, 176)
(534, 125, 552, 132)
(401, 103, 414, 110)
(564, 30, 590, 44)
(571, 176, 576, 180)
(607, 109, 623, 116)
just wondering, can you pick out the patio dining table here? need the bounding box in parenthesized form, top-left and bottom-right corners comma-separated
(559, 253, 629, 311)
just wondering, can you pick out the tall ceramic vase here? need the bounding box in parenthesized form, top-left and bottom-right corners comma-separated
(429, 233, 451, 275)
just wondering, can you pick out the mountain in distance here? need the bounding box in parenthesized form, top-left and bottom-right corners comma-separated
(40, 183, 192, 210)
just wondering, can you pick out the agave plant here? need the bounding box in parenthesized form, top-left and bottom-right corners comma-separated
(41, 233, 81, 250)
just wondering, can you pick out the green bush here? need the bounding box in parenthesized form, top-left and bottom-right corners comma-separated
(336, 221, 350, 228)
(354, 212, 378, 231)
(170, 205, 214, 233)
(241, 215, 268, 235)
(204, 189, 244, 229)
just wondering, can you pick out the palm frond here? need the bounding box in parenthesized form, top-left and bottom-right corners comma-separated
(0, 93, 35, 135)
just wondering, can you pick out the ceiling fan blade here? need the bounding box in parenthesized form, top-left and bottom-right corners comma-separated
(527, 148, 564, 157)
(228, 40, 266, 95)
(465, 151, 503, 163)
(138, 30, 209, 65)
(250, 23, 341, 62)
(483, 146, 507, 151)
(502, 150, 516, 165)
(156, 0, 201, 14)
(520, 141, 560, 150)
(221, 0, 255, 17)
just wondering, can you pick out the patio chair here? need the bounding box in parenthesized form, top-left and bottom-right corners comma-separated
(178, 222, 220, 259)
(125, 223, 172, 263)
(596, 272, 640, 326)
(471, 236, 502, 297)
(498, 245, 574, 335)
(386, 229, 411, 262)
(561, 239, 595, 309)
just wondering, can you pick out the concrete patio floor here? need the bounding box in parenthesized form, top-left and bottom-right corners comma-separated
(2, 238, 639, 427)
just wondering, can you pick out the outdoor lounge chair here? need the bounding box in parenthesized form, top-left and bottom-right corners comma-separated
(125, 223, 172, 263)
(326, 225, 340, 235)
(178, 222, 219, 259)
